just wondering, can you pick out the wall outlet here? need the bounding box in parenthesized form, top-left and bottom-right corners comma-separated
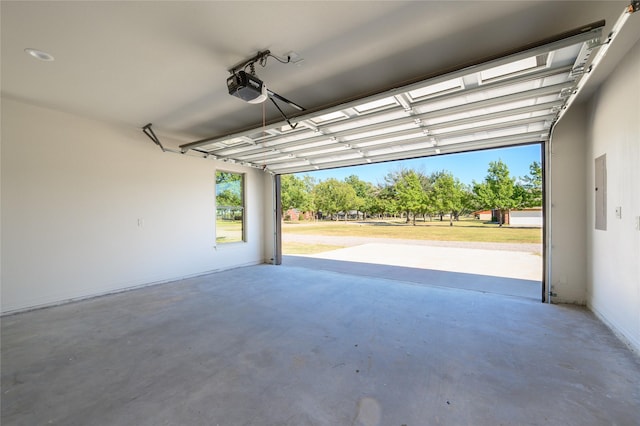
(615, 206, 622, 219)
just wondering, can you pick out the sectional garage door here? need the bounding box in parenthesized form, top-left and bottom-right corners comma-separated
(179, 21, 604, 175)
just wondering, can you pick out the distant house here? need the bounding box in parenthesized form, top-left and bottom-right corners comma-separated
(473, 209, 506, 223)
(285, 208, 313, 221)
(473, 208, 542, 227)
(473, 210, 493, 221)
(509, 207, 543, 227)
(337, 210, 364, 220)
(497, 209, 510, 225)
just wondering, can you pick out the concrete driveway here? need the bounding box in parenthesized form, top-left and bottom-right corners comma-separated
(283, 235, 543, 300)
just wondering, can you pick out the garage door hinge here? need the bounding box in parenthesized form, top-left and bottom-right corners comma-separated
(142, 123, 166, 152)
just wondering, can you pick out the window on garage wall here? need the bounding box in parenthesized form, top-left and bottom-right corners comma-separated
(215, 171, 245, 243)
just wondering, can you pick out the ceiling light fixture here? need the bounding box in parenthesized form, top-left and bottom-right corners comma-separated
(24, 48, 54, 61)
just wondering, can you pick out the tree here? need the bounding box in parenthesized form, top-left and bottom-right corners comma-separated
(427, 170, 448, 221)
(473, 159, 517, 226)
(312, 178, 358, 220)
(395, 170, 427, 225)
(364, 190, 387, 218)
(382, 166, 432, 223)
(280, 174, 313, 217)
(457, 184, 477, 218)
(216, 189, 241, 207)
(216, 172, 243, 207)
(375, 183, 400, 218)
(344, 175, 370, 220)
(518, 161, 543, 207)
(432, 172, 465, 226)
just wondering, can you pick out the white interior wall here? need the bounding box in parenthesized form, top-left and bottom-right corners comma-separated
(585, 39, 640, 352)
(1, 97, 269, 313)
(548, 103, 588, 304)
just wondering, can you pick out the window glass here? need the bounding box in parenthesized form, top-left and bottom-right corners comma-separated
(216, 171, 244, 243)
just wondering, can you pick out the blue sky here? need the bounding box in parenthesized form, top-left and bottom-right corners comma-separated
(294, 144, 541, 186)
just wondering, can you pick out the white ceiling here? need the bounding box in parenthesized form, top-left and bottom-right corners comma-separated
(2, 1, 637, 163)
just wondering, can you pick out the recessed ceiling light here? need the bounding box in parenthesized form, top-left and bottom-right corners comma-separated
(24, 48, 55, 62)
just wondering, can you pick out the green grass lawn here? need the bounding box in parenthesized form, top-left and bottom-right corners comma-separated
(282, 217, 542, 244)
(282, 241, 346, 255)
(216, 219, 243, 243)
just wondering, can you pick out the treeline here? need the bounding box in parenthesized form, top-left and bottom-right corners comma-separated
(281, 160, 542, 226)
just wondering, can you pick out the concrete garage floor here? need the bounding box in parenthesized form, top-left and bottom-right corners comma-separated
(2, 265, 640, 425)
